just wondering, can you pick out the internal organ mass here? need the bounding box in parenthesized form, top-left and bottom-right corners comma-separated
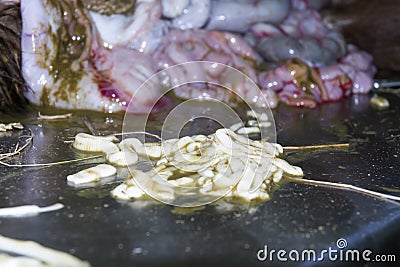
(21, 0, 375, 112)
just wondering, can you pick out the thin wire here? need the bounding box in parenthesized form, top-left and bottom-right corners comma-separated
(38, 112, 72, 120)
(286, 176, 400, 204)
(82, 116, 97, 136)
(0, 129, 33, 160)
(0, 155, 103, 168)
(283, 143, 349, 150)
(112, 131, 162, 140)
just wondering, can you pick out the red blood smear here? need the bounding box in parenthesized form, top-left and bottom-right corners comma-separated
(97, 74, 172, 113)
(340, 79, 353, 97)
(98, 82, 121, 100)
(151, 96, 172, 113)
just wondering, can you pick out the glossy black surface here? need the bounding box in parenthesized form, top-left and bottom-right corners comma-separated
(0, 93, 399, 267)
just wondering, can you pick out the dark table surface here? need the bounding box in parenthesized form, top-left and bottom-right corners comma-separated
(0, 93, 399, 267)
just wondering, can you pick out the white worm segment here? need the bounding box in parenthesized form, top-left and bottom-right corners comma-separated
(370, 96, 390, 110)
(247, 120, 258, 127)
(176, 177, 195, 186)
(213, 174, 236, 189)
(145, 174, 175, 201)
(258, 121, 272, 128)
(119, 138, 145, 155)
(157, 171, 173, 180)
(246, 110, 269, 121)
(229, 158, 244, 173)
(273, 169, 283, 183)
(198, 176, 210, 186)
(125, 186, 146, 199)
(0, 122, 24, 132)
(106, 151, 138, 167)
(110, 126, 302, 202)
(169, 177, 194, 186)
(67, 164, 117, 185)
(112, 179, 146, 200)
(0, 254, 46, 266)
(199, 182, 213, 194)
(259, 113, 269, 121)
(236, 165, 256, 193)
(246, 110, 258, 119)
(274, 143, 284, 155)
(11, 122, 24, 129)
(72, 133, 119, 155)
(237, 127, 261, 135)
(116, 170, 175, 201)
(229, 122, 244, 132)
(198, 169, 214, 178)
(215, 129, 233, 149)
(144, 143, 162, 159)
(0, 125, 9, 132)
(193, 135, 207, 142)
(272, 158, 303, 176)
(111, 184, 131, 200)
(0, 235, 91, 267)
(186, 142, 201, 153)
(0, 203, 63, 218)
(177, 136, 194, 150)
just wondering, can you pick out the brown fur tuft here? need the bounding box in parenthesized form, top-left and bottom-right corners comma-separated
(0, 1, 28, 112)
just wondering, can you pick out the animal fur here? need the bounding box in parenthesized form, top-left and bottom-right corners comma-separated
(0, 1, 28, 111)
